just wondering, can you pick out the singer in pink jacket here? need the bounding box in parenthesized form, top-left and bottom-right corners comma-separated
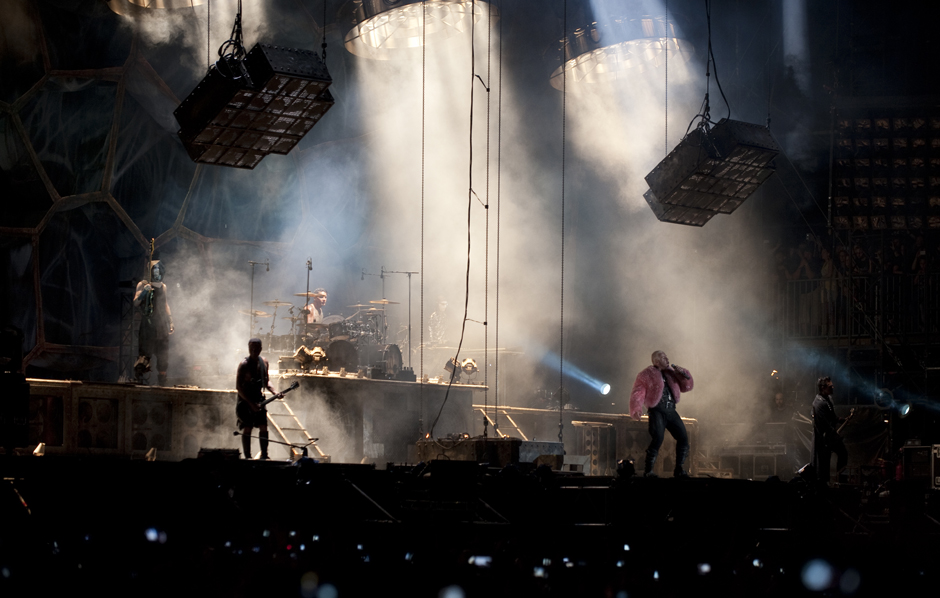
(629, 351, 694, 477)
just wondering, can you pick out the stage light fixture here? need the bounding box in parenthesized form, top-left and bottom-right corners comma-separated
(643, 119, 779, 226)
(174, 43, 334, 169)
(443, 358, 460, 381)
(345, 0, 491, 60)
(107, 0, 206, 16)
(550, 14, 693, 90)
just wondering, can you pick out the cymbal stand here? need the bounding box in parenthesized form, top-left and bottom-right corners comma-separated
(267, 304, 279, 350)
(383, 267, 419, 367)
(303, 257, 312, 341)
(360, 267, 385, 343)
(247, 259, 269, 338)
(288, 305, 298, 349)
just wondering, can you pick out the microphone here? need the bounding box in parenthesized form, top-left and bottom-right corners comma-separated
(361, 269, 365, 281)
(672, 364, 690, 379)
(265, 260, 270, 272)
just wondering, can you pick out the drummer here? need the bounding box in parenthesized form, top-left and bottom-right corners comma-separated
(303, 288, 328, 324)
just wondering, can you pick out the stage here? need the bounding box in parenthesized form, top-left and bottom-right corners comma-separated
(23, 374, 482, 463)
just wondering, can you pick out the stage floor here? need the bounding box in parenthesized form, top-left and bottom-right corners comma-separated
(1, 455, 938, 597)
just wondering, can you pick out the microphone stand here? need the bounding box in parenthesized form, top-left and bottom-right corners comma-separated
(247, 260, 269, 338)
(383, 267, 419, 367)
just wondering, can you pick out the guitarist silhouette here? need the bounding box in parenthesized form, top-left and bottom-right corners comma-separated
(236, 338, 277, 459)
(808, 376, 853, 488)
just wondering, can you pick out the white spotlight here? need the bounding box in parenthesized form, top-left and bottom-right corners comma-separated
(550, 15, 693, 90)
(345, 1, 493, 60)
(600, 383, 611, 396)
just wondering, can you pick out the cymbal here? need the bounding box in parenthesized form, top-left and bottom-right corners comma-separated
(238, 309, 272, 317)
(347, 303, 373, 308)
(294, 291, 326, 297)
(322, 315, 344, 325)
(263, 300, 292, 307)
(369, 299, 399, 305)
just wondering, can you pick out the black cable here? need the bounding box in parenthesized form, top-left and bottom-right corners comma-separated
(705, 0, 731, 120)
(217, 0, 247, 63)
(419, 0, 426, 434)
(430, 0, 478, 438)
(684, 0, 734, 136)
(665, 0, 669, 157)
(321, 0, 327, 61)
(494, 0, 503, 432)
(484, 0, 492, 437)
(559, 0, 566, 444)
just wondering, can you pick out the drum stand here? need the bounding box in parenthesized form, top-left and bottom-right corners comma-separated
(382, 268, 418, 367)
(363, 266, 419, 367)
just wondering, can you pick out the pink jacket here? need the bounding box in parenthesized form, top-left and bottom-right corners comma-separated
(630, 365, 694, 421)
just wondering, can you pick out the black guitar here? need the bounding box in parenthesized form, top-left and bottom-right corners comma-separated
(259, 381, 300, 408)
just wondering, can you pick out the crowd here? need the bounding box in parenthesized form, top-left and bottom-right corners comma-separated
(771, 231, 939, 336)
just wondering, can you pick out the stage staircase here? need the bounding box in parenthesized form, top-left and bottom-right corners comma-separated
(264, 397, 330, 461)
(476, 405, 529, 441)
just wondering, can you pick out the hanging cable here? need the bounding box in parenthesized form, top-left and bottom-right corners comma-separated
(684, 0, 732, 136)
(206, 0, 210, 73)
(430, 0, 484, 438)
(706, 0, 731, 121)
(665, 0, 669, 157)
(558, 0, 567, 444)
(483, 0, 492, 438)
(321, 0, 328, 61)
(494, 0, 503, 433)
(419, 0, 427, 435)
(217, 0, 247, 64)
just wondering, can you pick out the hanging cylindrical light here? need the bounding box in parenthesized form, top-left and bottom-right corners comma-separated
(344, 0, 492, 60)
(107, 0, 206, 16)
(550, 13, 693, 90)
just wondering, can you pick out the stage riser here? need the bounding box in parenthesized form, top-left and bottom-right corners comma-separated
(27, 379, 241, 460)
(280, 373, 478, 463)
(25, 377, 482, 463)
(471, 408, 698, 477)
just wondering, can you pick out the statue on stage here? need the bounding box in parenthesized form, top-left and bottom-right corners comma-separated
(133, 260, 174, 386)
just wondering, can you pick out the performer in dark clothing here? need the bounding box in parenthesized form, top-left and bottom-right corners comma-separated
(236, 338, 276, 460)
(811, 376, 848, 488)
(630, 351, 695, 477)
(133, 260, 174, 385)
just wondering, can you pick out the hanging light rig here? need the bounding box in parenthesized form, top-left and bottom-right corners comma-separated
(173, 1, 335, 169)
(642, 0, 778, 227)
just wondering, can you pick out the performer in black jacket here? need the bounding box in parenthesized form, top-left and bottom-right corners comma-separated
(811, 376, 848, 488)
(236, 338, 276, 459)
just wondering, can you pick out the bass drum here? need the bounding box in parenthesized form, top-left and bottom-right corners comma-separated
(325, 339, 359, 371)
(327, 321, 349, 340)
(360, 343, 403, 377)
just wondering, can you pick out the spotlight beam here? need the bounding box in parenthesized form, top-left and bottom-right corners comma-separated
(539, 351, 610, 395)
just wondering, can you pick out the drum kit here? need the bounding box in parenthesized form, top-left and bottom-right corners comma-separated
(238, 294, 404, 376)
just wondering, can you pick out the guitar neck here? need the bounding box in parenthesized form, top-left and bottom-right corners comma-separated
(836, 409, 855, 434)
